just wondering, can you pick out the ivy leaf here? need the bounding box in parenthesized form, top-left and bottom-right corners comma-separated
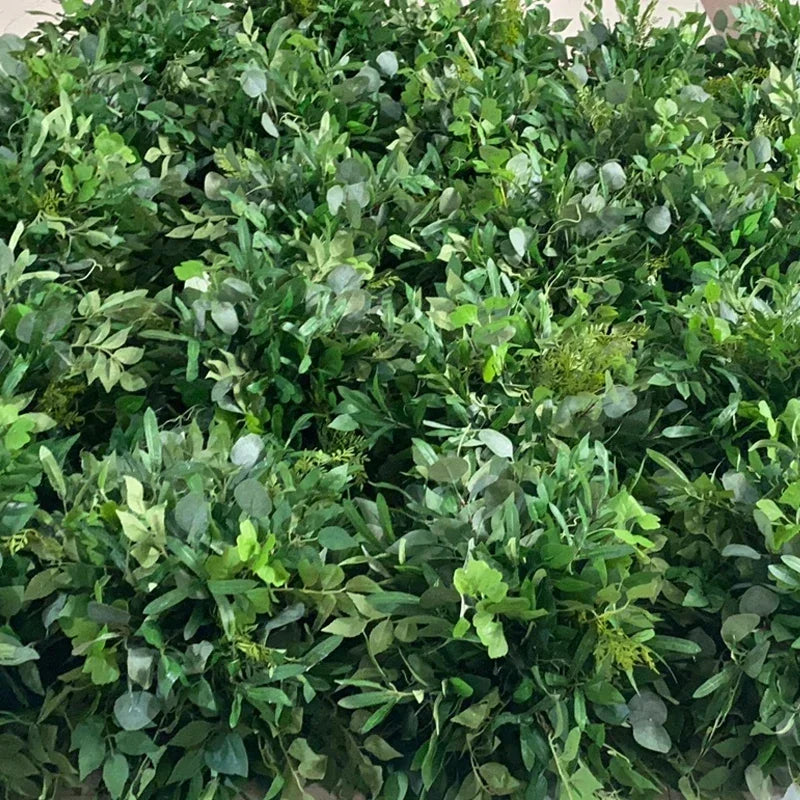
(454, 560, 508, 602)
(288, 738, 327, 780)
(478, 762, 522, 795)
(103, 753, 129, 799)
(78, 737, 106, 781)
(204, 732, 249, 777)
(473, 611, 508, 659)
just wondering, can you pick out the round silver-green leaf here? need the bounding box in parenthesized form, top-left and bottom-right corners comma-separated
(241, 67, 267, 98)
(645, 205, 672, 234)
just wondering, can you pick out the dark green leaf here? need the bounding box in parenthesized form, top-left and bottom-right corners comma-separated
(204, 733, 248, 777)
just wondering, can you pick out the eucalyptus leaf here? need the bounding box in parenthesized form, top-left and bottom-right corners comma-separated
(633, 722, 671, 753)
(241, 67, 267, 98)
(605, 79, 630, 105)
(749, 136, 772, 164)
(600, 161, 626, 191)
(376, 51, 398, 77)
(439, 187, 462, 215)
(602, 385, 637, 419)
(233, 478, 272, 516)
(230, 434, 264, 468)
(645, 205, 672, 234)
(721, 613, 760, 646)
(428, 456, 469, 483)
(113, 691, 161, 731)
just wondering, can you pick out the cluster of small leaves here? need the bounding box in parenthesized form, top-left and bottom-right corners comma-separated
(4, 0, 800, 798)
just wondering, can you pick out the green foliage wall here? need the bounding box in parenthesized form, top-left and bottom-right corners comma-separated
(2, 0, 800, 798)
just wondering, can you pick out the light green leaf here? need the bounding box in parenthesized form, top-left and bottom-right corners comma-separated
(0, 642, 39, 666)
(288, 738, 327, 780)
(143, 407, 161, 471)
(473, 611, 508, 659)
(321, 617, 366, 637)
(39, 445, 67, 499)
(478, 762, 521, 795)
(103, 753, 129, 799)
(389, 234, 425, 252)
